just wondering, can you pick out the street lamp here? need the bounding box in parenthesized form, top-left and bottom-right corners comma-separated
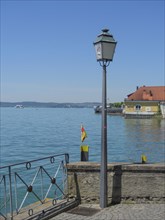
(93, 29, 117, 208)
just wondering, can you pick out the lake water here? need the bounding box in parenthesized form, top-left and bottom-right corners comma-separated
(0, 107, 165, 166)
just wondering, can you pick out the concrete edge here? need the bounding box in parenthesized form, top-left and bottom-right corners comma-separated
(67, 162, 165, 172)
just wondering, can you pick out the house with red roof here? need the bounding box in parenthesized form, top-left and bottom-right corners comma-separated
(123, 86, 165, 118)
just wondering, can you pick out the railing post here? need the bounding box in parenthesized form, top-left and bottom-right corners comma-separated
(65, 153, 69, 164)
(8, 166, 13, 220)
(4, 175, 7, 217)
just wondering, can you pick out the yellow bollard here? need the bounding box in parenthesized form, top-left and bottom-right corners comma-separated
(141, 155, 147, 164)
(81, 145, 89, 161)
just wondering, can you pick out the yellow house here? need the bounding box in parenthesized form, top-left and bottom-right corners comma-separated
(123, 86, 165, 118)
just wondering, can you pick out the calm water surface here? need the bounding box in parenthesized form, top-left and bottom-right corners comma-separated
(0, 107, 165, 166)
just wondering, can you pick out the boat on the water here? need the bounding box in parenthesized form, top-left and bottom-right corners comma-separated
(15, 105, 24, 108)
(94, 105, 123, 115)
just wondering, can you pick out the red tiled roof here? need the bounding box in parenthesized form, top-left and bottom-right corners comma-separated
(127, 86, 165, 101)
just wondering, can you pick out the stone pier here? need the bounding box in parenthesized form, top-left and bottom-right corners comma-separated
(67, 162, 165, 204)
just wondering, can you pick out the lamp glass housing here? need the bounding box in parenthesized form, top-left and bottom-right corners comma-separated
(94, 29, 117, 61)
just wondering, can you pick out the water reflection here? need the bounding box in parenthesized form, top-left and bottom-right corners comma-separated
(123, 118, 165, 163)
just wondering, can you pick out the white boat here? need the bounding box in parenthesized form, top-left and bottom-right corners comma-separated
(15, 105, 24, 108)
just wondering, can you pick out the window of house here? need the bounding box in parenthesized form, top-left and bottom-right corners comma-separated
(135, 104, 141, 111)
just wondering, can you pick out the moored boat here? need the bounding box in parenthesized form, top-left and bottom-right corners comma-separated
(94, 105, 123, 115)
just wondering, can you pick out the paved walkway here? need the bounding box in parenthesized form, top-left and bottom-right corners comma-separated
(50, 203, 165, 220)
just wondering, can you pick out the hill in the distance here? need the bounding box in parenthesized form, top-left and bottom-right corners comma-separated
(0, 101, 101, 108)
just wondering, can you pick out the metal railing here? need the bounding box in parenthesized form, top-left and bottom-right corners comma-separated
(0, 153, 74, 220)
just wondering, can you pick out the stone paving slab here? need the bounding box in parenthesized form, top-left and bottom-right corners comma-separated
(50, 204, 165, 220)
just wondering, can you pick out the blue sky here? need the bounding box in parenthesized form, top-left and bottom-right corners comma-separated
(1, 0, 164, 103)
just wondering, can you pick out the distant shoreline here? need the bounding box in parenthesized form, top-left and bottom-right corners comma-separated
(0, 101, 101, 108)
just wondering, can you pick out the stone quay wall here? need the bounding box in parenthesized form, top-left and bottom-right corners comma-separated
(67, 162, 165, 204)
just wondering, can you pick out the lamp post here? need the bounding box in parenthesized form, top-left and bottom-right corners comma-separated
(93, 29, 117, 208)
